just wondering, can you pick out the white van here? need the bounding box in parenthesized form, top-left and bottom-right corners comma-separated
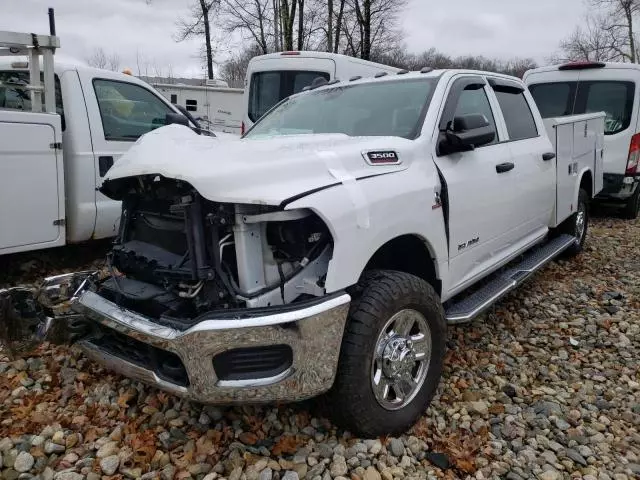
(524, 62, 640, 218)
(242, 51, 400, 134)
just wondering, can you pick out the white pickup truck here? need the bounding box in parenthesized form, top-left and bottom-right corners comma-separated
(0, 68, 605, 437)
(0, 27, 205, 256)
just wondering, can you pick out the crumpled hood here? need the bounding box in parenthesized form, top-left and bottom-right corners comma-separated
(103, 124, 412, 205)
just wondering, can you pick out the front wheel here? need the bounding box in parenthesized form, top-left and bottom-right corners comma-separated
(558, 188, 589, 257)
(326, 270, 447, 438)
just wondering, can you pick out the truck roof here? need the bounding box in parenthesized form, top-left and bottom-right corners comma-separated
(304, 68, 524, 89)
(249, 51, 402, 71)
(525, 61, 640, 76)
(0, 57, 160, 87)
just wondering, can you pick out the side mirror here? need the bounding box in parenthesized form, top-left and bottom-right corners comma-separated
(439, 113, 496, 155)
(165, 112, 190, 127)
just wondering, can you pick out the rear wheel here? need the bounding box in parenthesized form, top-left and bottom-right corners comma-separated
(622, 184, 640, 220)
(327, 270, 447, 438)
(558, 188, 589, 257)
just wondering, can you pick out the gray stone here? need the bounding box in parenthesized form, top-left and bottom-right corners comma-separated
(53, 473, 84, 480)
(566, 449, 588, 467)
(260, 468, 274, 480)
(316, 444, 333, 459)
(14, 452, 34, 473)
(330, 456, 348, 477)
(283, 471, 300, 480)
(43, 441, 65, 454)
(99, 455, 120, 475)
(389, 438, 404, 457)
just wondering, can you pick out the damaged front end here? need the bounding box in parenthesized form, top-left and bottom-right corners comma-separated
(0, 175, 350, 404)
(0, 271, 100, 359)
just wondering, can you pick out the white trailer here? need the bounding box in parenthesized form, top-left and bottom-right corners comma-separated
(153, 82, 244, 135)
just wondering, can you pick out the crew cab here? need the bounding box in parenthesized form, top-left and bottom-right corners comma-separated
(0, 68, 604, 437)
(0, 28, 205, 256)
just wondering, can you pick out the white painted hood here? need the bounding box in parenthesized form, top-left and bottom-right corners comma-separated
(103, 124, 411, 205)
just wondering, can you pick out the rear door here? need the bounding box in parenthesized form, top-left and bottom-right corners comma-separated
(431, 75, 515, 292)
(78, 72, 180, 239)
(489, 78, 556, 236)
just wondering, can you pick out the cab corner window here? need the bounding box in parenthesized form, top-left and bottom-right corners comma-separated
(495, 90, 538, 141)
(0, 71, 65, 130)
(93, 79, 174, 141)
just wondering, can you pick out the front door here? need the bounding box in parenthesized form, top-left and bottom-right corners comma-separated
(431, 75, 515, 293)
(79, 74, 180, 239)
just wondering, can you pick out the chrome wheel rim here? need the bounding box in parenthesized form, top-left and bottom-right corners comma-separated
(370, 309, 432, 411)
(575, 202, 586, 242)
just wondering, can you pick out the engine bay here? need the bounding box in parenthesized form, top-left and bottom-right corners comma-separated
(100, 175, 332, 326)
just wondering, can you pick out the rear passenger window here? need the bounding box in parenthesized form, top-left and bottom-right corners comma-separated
(495, 90, 538, 141)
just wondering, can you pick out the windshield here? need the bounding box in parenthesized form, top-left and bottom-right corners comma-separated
(245, 77, 438, 140)
(248, 70, 330, 122)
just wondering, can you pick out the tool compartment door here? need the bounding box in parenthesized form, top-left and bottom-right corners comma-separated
(0, 111, 65, 254)
(549, 112, 605, 227)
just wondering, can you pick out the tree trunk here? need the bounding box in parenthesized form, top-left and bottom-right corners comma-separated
(200, 0, 214, 79)
(333, 0, 345, 53)
(625, 5, 635, 62)
(327, 0, 333, 52)
(273, 0, 280, 51)
(362, 0, 371, 60)
(280, 0, 297, 50)
(297, 0, 305, 50)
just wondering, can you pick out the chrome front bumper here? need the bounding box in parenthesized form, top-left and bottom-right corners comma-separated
(71, 290, 351, 403)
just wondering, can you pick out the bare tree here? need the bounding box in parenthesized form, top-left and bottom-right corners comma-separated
(86, 47, 108, 69)
(279, 0, 297, 50)
(106, 53, 121, 72)
(175, 0, 219, 79)
(593, 0, 639, 62)
(559, 1, 640, 63)
(86, 48, 122, 71)
(342, 0, 406, 60)
(221, 0, 271, 54)
(220, 45, 263, 86)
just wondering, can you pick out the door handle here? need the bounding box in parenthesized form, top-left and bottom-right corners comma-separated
(496, 162, 515, 174)
(542, 152, 556, 161)
(98, 156, 114, 177)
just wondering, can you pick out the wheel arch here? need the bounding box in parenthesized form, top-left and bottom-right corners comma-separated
(361, 234, 442, 296)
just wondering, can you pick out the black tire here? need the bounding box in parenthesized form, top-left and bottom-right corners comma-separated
(622, 184, 640, 220)
(558, 188, 589, 257)
(326, 270, 447, 438)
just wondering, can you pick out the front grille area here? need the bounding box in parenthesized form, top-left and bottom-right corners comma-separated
(213, 345, 293, 381)
(87, 325, 189, 387)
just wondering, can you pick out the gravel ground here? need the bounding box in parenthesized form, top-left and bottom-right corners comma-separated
(0, 215, 638, 480)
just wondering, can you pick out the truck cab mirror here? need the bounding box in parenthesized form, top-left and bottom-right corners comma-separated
(439, 114, 495, 155)
(165, 112, 190, 127)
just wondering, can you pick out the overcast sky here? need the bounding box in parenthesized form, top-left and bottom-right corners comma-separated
(3, 0, 586, 78)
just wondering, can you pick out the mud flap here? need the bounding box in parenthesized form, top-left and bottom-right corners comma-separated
(0, 271, 101, 360)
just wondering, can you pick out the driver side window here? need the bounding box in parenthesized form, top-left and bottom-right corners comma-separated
(453, 87, 497, 146)
(93, 79, 175, 141)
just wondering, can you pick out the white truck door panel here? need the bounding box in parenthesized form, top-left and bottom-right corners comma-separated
(79, 72, 181, 240)
(0, 113, 65, 253)
(431, 76, 517, 291)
